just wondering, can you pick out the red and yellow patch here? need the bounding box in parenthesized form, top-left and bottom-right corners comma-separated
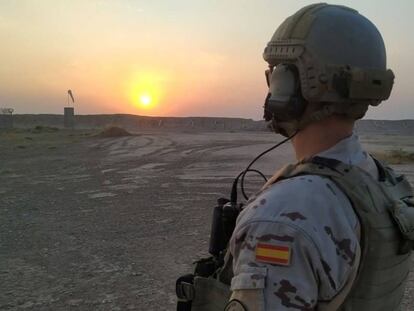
(255, 243, 291, 266)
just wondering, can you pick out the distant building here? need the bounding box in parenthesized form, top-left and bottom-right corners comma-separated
(0, 108, 14, 129)
(64, 107, 75, 128)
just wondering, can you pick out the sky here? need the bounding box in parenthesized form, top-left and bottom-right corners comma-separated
(0, 0, 413, 120)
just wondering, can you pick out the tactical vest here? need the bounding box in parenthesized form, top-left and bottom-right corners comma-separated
(177, 157, 414, 311)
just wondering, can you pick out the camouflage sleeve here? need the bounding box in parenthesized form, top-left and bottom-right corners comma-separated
(229, 221, 321, 310)
(228, 185, 360, 310)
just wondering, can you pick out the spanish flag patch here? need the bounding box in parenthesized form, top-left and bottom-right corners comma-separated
(255, 243, 291, 266)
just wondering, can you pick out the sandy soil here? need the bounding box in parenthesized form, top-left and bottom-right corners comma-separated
(0, 129, 413, 310)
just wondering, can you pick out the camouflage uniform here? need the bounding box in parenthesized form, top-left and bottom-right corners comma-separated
(229, 134, 377, 310)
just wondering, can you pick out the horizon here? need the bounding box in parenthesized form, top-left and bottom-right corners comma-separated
(1, 0, 413, 120)
(10, 112, 414, 122)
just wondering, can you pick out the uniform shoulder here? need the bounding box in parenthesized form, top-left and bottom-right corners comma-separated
(238, 174, 342, 225)
(236, 174, 359, 255)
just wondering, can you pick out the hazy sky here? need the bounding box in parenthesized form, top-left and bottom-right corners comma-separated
(0, 0, 413, 119)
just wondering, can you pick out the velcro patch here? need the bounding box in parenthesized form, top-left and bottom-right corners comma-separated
(255, 243, 291, 266)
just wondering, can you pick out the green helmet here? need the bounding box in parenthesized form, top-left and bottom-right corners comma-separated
(263, 3, 395, 135)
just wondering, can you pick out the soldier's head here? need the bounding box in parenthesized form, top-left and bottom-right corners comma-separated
(262, 3, 394, 137)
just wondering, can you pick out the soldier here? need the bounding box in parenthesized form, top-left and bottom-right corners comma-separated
(176, 3, 414, 311)
(225, 3, 413, 311)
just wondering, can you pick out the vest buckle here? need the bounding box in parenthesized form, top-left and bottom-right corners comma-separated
(176, 274, 195, 301)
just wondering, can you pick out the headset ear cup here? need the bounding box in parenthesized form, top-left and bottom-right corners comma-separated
(264, 64, 307, 122)
(290, 94, 307, 119)
(286, 64, 307, 119)
(263, 93, 273, 121)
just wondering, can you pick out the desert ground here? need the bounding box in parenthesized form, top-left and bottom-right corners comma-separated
(1, 127, 413, 310)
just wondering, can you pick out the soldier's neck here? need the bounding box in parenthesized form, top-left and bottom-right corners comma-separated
(292, 118, 354, 161)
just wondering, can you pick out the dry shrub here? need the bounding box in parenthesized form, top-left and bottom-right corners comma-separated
(32, 125, 59, 133)
(97, 126, 132, 138)
(372, 149, 414, 164)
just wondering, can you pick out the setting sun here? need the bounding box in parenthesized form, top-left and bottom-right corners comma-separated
(139, 94, 152, 107)
(125, 71, 168, 112)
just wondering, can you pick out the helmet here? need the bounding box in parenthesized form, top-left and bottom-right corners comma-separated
(262, 3, 395, 136)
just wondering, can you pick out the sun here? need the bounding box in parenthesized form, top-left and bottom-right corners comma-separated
(126, 71, 166, 111)
(139, 94, 152, 107)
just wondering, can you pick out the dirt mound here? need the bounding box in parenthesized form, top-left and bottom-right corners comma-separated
(32, 125, 59, 133)
(372, 149, 414, 164)
(97, 126, 132, 138)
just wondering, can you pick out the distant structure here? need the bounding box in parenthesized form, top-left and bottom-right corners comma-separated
(64, 107, 75, 129)
(64, 89, 75, 129)
(0, 108, 14, 129)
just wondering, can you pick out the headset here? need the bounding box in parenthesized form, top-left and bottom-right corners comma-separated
(263, 63, 307, 123)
